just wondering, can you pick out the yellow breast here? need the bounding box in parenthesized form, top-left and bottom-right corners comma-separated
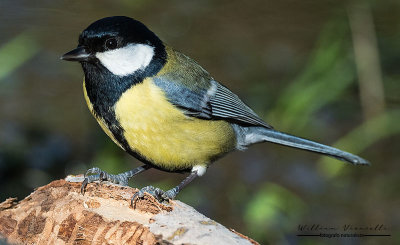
(114, 78, 236, 171)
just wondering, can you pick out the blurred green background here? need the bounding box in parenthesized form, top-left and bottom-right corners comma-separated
(0, 0, 399, 244)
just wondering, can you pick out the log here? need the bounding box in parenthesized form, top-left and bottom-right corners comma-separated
(0, 176, 258, 245)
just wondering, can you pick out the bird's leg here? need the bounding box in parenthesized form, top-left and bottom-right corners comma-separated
(131, 170, 199, 204)
(81, 165, 152, 194)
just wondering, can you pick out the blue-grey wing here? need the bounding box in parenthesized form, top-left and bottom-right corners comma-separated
(209, 81, 271, 128)
(153, 76, 272, 128)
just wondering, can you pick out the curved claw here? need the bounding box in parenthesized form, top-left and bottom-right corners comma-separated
(80, 174, 101, 195)
(81, 178, 89, 195)
(130, 190, 144, 207)
(99, 171, 105, 182)
(131, 186, 178, 206)
(131, 186, 155, 207)
(80, 167, 106, 195)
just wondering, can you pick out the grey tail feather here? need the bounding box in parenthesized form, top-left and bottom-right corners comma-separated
(254, 128, 370, 165)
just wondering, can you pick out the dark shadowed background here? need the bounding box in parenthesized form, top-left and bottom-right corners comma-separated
(1, 0, 399, 244)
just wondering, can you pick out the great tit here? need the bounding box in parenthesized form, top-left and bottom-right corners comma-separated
(61, 16, 369, 203)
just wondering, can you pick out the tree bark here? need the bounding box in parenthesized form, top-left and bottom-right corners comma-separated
(0, 176, 258, 245)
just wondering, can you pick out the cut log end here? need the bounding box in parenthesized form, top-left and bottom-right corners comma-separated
(0, 176, 258, 245)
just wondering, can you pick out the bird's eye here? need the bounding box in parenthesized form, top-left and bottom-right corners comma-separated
(105, 38, 117, 50)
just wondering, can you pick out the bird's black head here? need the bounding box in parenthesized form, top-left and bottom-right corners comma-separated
(79, 16, 163, 54)
(61, 16, 166, 77)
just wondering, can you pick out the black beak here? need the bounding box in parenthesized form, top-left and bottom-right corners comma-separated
(61, 46, 92, 62)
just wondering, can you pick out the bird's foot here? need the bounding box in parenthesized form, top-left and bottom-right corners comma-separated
(81, 167, 129, 194)
(131, 186, 178, 205)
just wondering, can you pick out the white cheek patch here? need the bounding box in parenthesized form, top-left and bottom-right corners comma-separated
(96, 44, 155, 77)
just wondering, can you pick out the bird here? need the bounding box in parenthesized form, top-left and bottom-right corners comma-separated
(61, 16, 370, 203)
